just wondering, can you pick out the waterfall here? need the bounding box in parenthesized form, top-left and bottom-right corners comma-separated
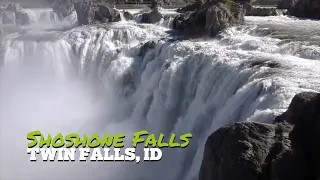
(1, 7, 320, 180)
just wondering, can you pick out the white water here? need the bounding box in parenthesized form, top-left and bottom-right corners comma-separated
(1, 8, 320, 180)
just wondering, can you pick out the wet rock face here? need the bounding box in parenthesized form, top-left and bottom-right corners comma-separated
(277, 0, 299, 9)
(290, 0, 320, 19)
(141, 7, 164, 24)
(123, 11, 133, 21)
(51, 0, 74, 18)
(49, 0, 121, 25)
(177, 0, 204, 13)
(139, 40, 158, 57)
(277, 0, 320, 19)
(6, 3, 22, 13)
(243, 3, 279, 16)
(73, 0, 121, 25)
(94, 4, 121, 23)
(15, 10, 30, 25)
(73, 1, 97, 25)
(274, 92, 320, 178)
(173, 0, 245, 38)
(0, 2, 30, 26)
(200, 92, 320, 180)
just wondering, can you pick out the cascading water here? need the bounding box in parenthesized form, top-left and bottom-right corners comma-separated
(1, 6, 320, 180)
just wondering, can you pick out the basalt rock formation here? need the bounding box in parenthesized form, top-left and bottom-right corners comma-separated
(177, 0, 204, 13)
(173, 0, 245, 38)
(123, 10, 133, 21)
(277, 0, 298, 9)
(0, 1, 31, 25)
(277, 0, 320, 19)
(51, 0, 74, 18)
(49, 0, 122, 25)
(243, 3, 288, 16)
(199, 91, 320, 180)
(141, 6, 164, 23)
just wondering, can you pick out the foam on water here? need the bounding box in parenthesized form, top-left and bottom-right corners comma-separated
(0, 8, 320, 180)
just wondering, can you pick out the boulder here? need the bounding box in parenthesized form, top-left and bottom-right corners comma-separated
(139, 40, 157, 57)
(0, 2, 32, 26)
(289, 0, 320, 19)
(6, 3, 21, 13)
(94, 4, 121, 23)
(256, 0, 280, 5)
(234, 0, 251, 3)
(141, 7, 164, 23)
(177, 0, 204, 13)
(123, 11, 133, 21)
(200, 92, 320, 180)
(243, 3, 278, 16)
(1, 11, 15, 24)
(73, 1, 121, 25)
(73, 1, 98, 25)
(173, 0, 245, 38)
(51, 0, 74, 18)
(149, 0, 164, 9)
(15, 10, 30, 25)
(277, 0, 320, 19)
(172, 11, 192, 31)
(274, 92, 320, 178)
(277, 0, 298, 9)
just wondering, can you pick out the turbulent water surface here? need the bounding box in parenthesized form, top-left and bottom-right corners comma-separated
(0, 7, 320, 180)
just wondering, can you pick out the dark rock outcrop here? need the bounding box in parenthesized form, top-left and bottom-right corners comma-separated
(243, 3, 285, 16)
(234, 0, 251, 3)
(289, 0, 320, 19)
(199, 92, 320, 180)
(149, 0, 164, 9)
(173, 0, 245, 38)
(6, 3, 22, 13)
(1, 10, 15, 24)
(73, 1, 98, 25)
(139, 40, 158, 57)
(0, 2, 30, 25)
(15, 10, 30, 25)
(177, 0, 204, 13)
(277, 0, 298, 9)
(141, 7, 164, 23)
(95, 4, 121, 22)
(256, 0, 280, 5)
(49, 0, 122, 25)
(277, 0, 320, 19)
(123, 11, 133, 21)
(73, 1, 121, 25)
(51, 0, 74, 18)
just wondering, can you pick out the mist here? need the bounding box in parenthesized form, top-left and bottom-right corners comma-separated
(0, 32, 141, 179)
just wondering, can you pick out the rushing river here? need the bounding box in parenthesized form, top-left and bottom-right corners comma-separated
(0, 7, 319, 180)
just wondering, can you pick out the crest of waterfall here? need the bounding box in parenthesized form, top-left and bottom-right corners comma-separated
(1, 7, 320, 180)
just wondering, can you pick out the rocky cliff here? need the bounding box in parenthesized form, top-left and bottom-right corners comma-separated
(278, 0, 320, 19)
(0, 2, 32, 25)
(200, 91, 320, 180)
(173, 0, 245, 38)
(49, 0, 126, 25)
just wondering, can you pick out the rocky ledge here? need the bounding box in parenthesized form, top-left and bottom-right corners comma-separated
(200, 91, 320, 180)
(49, 0, 133, 25)
(0, 2, 31, 25)
(277, 0, 320, 19)
(173, 0, 245, 38)
(243, 3, 288, 16)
